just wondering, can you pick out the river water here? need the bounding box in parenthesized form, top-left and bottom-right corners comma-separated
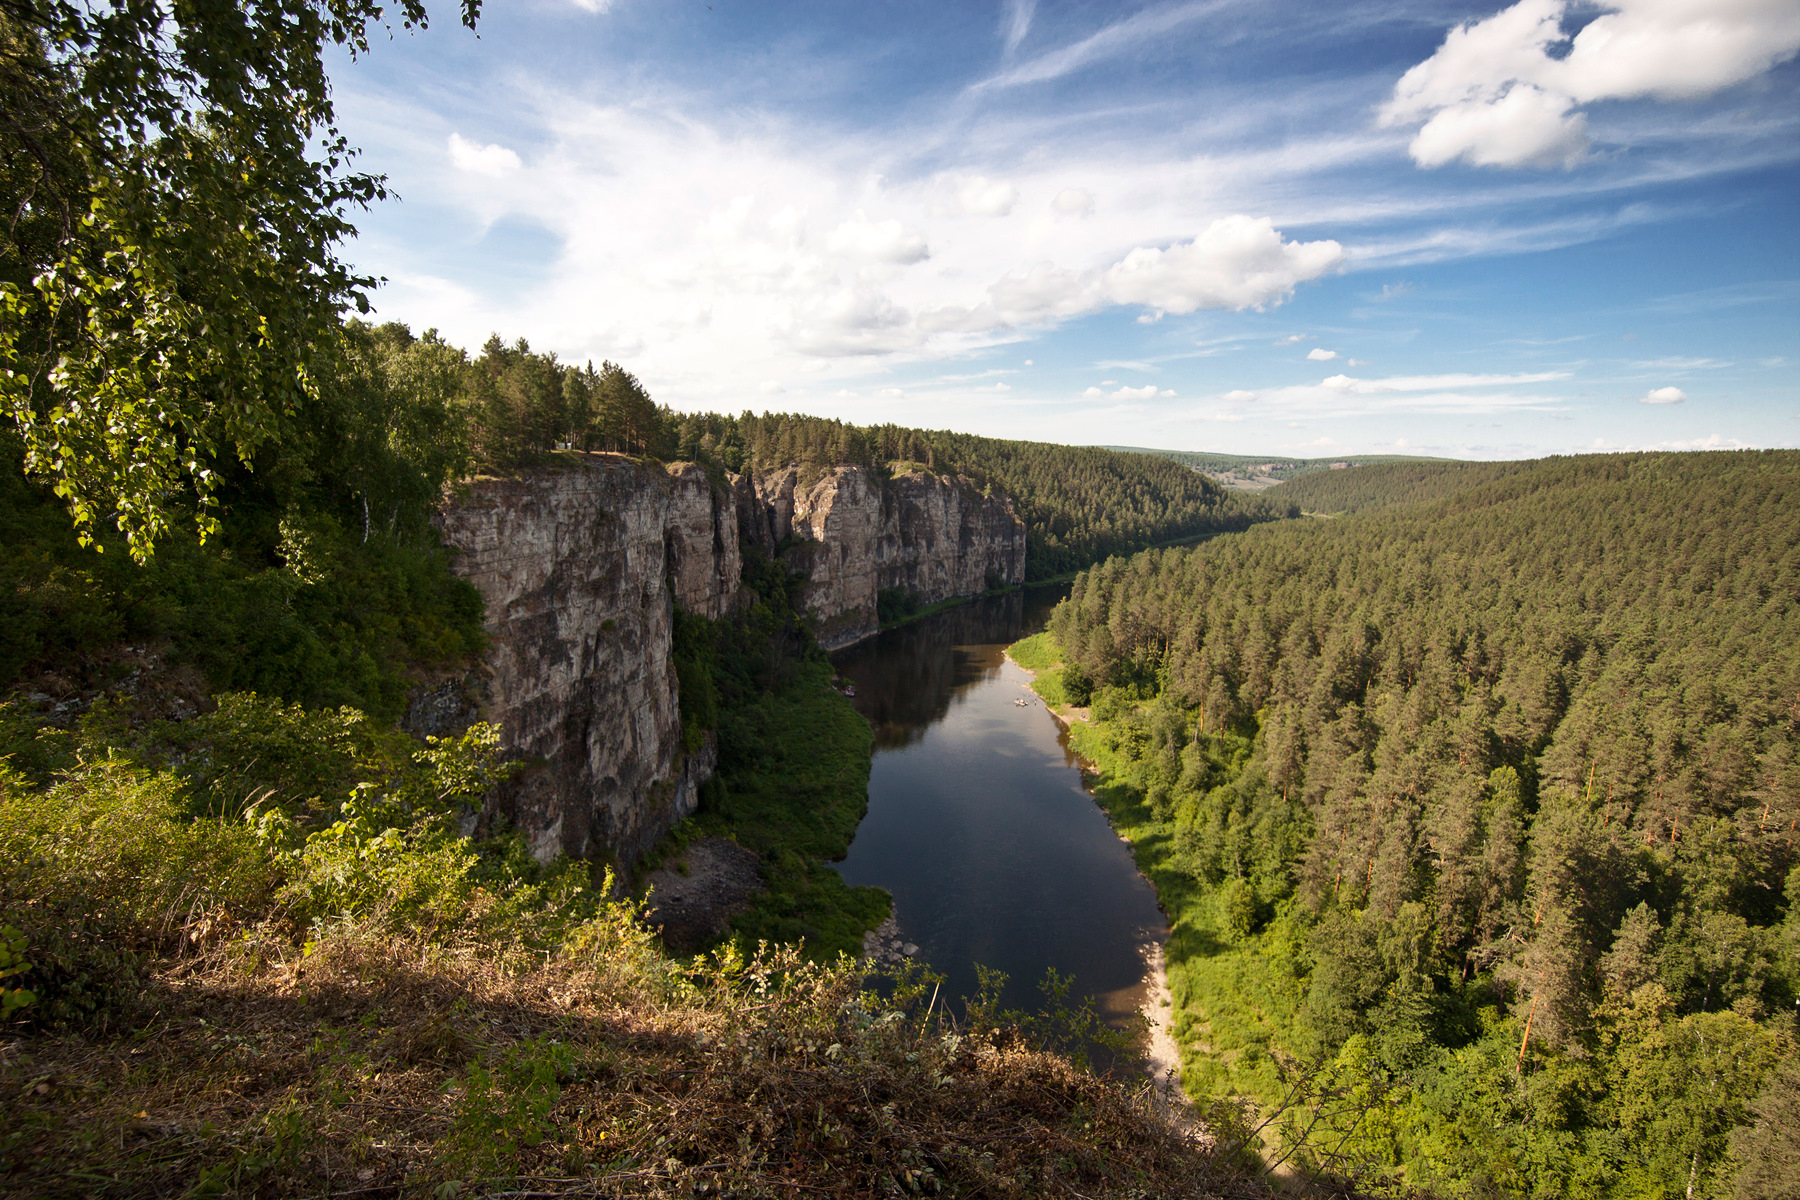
(830, 586, 1167, 1039)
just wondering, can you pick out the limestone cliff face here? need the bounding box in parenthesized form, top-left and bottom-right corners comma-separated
(740, 465, 1027, 649)
(429, 455, 1025, 868)
(431, 456, 737, 865)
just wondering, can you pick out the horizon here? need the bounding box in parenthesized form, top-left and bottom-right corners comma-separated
(331, 1, 1800, 462)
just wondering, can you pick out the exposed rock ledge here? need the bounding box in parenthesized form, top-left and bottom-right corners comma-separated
(429, 455, 738, 865)
(739, 465, 1028, 650)
(420, 454, 1026, 867)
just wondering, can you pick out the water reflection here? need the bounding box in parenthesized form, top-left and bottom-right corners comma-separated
(831, 588, 1043, 749)
(830, 585, 1168, 1060)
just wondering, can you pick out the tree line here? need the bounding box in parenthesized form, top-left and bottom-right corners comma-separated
(1041, 450, 1798, 1197)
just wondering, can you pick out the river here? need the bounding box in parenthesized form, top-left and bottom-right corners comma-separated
(830, 585, 1168, 1051)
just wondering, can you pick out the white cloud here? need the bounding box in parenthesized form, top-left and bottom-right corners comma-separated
(826, 211, 930, 264)
(1640, 385, 1688, 404)
(1307, 347, 1338, 361)
(1091, 384, 1176, 400)
(1052, 187, 1096, 217)
(1212, 375, 1568, 417)
(1276, 333, 1311, 344)
(1633, 356, 1728, 370)
(565, 0, 617, 11)
(1384, 0, 1800, 169)
(1410, 83, 1589, 169)
(957, 176, 1020, 217)
(448, 132, 521, 177)
(970, 1, 1227, 91)
(1099, 216, 1345, 314)
(1000, 0, 1035, 56)
(1321, 371, 1571, 393)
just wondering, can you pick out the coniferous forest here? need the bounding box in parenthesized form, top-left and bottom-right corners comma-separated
(1026, 451, 1799, 1197)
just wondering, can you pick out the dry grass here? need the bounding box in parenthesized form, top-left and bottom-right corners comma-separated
(1, 923, 1306, 1199)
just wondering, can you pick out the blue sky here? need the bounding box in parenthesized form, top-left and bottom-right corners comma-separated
(329, 0, 1800, 459)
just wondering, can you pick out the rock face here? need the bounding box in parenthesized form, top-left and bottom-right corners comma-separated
(739, 465, 1027, 649)
(432, 457, 737, 865)
(431, 455, 1025, 866)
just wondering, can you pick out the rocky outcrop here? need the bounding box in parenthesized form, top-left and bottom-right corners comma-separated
(429, 455, 1025, 867)
(740, 465, 1027, 649)
(431, 456, 737, 865)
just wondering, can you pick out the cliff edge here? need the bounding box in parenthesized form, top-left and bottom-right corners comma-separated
(431, 455, 1026, 866)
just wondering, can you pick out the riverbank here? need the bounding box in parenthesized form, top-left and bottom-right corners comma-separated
(1003, 635, 1184, 1104)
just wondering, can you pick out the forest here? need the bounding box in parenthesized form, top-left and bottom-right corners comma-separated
(373, 327, 1291, 581)
(1025, 450, 1798, 1197)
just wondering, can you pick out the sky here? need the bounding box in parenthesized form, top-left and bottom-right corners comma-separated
(329, 0, 1800, 460)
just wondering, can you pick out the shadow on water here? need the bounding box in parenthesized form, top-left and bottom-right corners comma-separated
(831, 587, 1057, 750)
(830, 584, 1168, 1076)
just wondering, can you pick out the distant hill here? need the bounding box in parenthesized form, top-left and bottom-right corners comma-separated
(1267, 457, 1511, 513)
(1104, 446, 1457, 492)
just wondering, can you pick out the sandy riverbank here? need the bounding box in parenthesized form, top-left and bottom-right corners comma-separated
(1003, 647, 1187, 1105)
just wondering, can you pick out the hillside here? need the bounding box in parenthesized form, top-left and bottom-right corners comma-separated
(1104, 447, 1455, 493)
(1023, 450, 1798, 1197)
(1267, 459, 1525, 514)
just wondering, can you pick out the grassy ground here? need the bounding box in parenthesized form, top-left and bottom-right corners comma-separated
(0, 701, 1275, 1199)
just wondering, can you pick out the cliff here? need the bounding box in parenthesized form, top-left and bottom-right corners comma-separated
(428, 456, 737, 865)
(740, 465, 1027, 649)
(430, 456, 1024, 866)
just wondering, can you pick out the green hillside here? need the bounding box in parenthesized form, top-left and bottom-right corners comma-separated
(1104, 446, 1457, 491)
(1024, 450, 1799, 1197)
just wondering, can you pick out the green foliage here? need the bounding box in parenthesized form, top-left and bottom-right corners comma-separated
(0, 754, 279, 1022)
(0, 924, 34, 1019)
(671, 609, 721, 754)
(0, 0, 478, 559)
(0, 700, 623, 1024)
(445, 1037, 578, 1175)
(1268, 458, 1526, 515)
(0, 430, 485, 719)
(1042, 450, 1800, 1196)
(674, 560, 888, 961)
(877, 585, 922, 625)
(1005, 631, 1062, 672)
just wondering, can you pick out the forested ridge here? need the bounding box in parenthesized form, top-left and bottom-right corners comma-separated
(1032, 450, 1799, 1197)
(1268, 458, 1531, 515)
(1107, 447, 1452, 487)
(414, 331, 1289, 580)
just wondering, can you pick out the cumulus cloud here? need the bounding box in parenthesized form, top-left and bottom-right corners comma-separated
(1052, 187, 1096, 217)
(1276, 333, 1311, 344)
(371, 100, 1345, 411)
(1098, 216, 1346, 314)
(1384, 0, 1800, 169)
(1410, 83, 1588, 169)
(1640, 385, 1688, 403)
(448, 132, 521, 177)
(826, 211, 930, 264)
(1307, 347, 1338, 361)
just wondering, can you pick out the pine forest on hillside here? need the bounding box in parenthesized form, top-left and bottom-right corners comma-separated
(1023, 450, 1799, 1197)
